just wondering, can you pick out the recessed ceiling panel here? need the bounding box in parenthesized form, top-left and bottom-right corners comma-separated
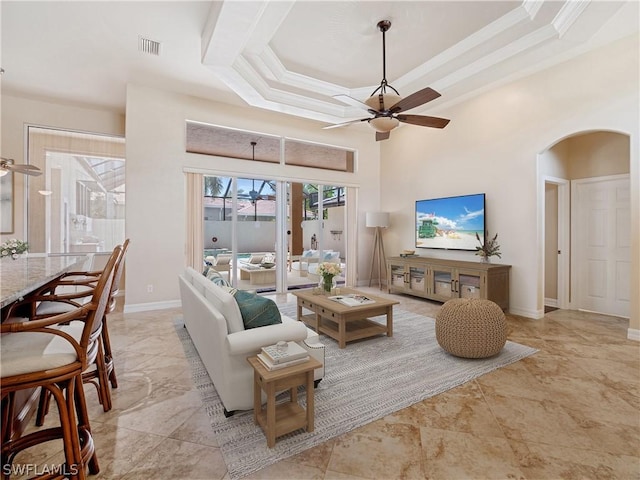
(270, 1, 517, 88)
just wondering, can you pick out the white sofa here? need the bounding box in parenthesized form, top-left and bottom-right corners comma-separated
(178, 267, 325, 415)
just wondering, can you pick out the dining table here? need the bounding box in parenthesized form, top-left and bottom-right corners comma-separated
(0, 254, 89, 310)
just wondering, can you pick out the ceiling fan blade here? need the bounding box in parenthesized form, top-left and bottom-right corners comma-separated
(397, 114, 450, 129)
(20, 168, 43, 176)
(11, 163, 43, 174)
(376, 131, 390, 142)
(11, 163, 39, 171)
(2, 163, 43, 176)
(389, 87, 441, 113)
(323, 117, 370, 130)
(333, 94, 378, 113)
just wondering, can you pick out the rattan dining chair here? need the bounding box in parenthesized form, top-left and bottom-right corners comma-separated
(14, 241, 129, 418)
(100, 238, 129, 390)
(0, 245, 119, 479)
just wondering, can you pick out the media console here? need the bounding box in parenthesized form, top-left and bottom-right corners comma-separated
(386, 256, 511, 311)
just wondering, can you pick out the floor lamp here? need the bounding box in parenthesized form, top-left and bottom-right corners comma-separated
(366, 212, 390, 289)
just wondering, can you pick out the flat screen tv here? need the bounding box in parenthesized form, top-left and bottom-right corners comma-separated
(415, 193, 485, 251)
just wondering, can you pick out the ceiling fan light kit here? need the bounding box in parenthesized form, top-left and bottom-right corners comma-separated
(369, 116, 399, 133)
(325, 20, 450, 141)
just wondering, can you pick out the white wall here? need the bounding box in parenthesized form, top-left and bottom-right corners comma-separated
(124, 85, 380, 308)
(204, 220, 276, 254)
(379, 34, 639, 331)
(566, 131, 630, 178)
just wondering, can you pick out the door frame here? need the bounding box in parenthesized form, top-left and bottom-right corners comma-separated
(543, 176, 571, 310)
(201, 172, 356, 294)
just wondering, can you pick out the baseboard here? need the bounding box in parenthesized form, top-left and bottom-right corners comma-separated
(507, 306, 544, 319)
(124, 299, 181, 313)
(544, 297, 558, 307)
(627, 328, 640, 342)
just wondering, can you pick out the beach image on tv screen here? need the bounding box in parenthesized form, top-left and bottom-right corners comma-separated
(415, 193, 485, 251)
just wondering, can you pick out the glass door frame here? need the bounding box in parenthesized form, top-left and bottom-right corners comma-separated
(203, 172, 355, 294)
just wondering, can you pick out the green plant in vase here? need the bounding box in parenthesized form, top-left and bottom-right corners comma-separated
(317, 261, 342, 293)
(475, 232, 501, 262)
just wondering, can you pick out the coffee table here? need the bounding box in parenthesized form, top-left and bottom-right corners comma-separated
(292, 288, 399, 348)
(239, 265, 276, 284)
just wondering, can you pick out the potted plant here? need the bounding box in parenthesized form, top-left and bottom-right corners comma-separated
(475, 232, 501, 262)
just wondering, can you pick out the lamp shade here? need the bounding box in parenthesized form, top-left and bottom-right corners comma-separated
(365, 94, 402, 133)
(366, 212, 390, 228)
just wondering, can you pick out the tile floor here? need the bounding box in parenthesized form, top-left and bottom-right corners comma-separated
(11, 287, 640, 479)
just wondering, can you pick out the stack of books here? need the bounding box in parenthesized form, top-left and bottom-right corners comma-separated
(329, 294, 375, 307)
(257, 341, 310, 371)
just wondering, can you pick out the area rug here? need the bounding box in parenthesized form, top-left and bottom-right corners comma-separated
(174, 304, 537, 479)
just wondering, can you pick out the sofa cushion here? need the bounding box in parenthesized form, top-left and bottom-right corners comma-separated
(233, 290, 282, 329)
(203, 283, 244, 334)
(323, 251, 340, 262)
(190, 273, 207, 296)
(205, 268, 230, 287)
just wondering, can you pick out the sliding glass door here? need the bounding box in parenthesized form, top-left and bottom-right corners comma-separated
(204, 175, 278, 291)
(289, 183, 347, 286)
(203, 176, 347, 293)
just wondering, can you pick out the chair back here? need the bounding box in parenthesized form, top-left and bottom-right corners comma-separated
(247, 254, 264, 264)
(216, 253, 232, 265)
(109, 239, 129, 302)
(79, 245, 120, 362)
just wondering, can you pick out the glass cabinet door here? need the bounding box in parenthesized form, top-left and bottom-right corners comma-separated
(389, 263, 407, 290)
(431, 267, 455, 300)
(408, 265, 426, 294)
(457, 269, 484, 299)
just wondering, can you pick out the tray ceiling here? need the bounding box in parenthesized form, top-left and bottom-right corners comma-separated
(1, 1, 637, 126)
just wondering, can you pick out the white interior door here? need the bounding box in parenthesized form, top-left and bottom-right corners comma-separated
(573, 175, 630, 317)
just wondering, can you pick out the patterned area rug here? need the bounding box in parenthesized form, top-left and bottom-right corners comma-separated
(175, 303, 537, 479)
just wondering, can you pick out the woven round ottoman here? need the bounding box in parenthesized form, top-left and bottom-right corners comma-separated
(435, 298, 507, 358)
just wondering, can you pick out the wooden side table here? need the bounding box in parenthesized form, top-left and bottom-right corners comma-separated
(247, 356, 322, 448)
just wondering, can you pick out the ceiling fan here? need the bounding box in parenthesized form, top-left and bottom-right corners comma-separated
(0, 157, 42, 176)
(324, 20, 450, 141)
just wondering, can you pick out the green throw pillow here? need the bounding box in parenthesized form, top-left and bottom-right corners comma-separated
(233, 290, 282, 329)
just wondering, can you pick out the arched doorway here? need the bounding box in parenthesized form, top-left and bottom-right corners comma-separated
(538, 130, 631, 317)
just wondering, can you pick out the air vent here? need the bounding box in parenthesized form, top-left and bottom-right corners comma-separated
(138, 36, 161, 56)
